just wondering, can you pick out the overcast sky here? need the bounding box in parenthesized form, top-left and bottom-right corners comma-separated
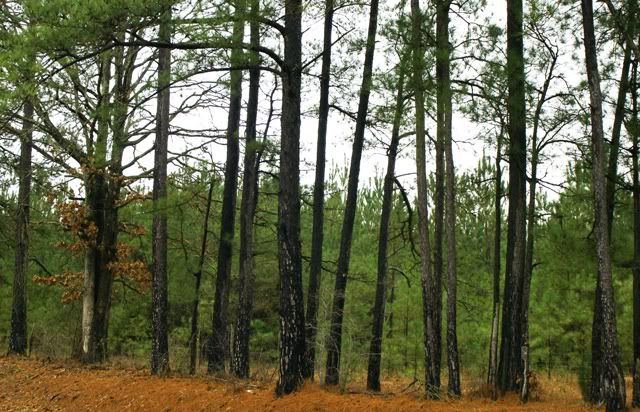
(146, 0, 601, 203)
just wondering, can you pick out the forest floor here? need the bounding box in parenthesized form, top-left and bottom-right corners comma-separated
(0, 356, 610, 411)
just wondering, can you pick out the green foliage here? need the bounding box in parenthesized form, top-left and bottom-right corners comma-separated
(0, 0, 638, 389)
(0, 146, 637, 380)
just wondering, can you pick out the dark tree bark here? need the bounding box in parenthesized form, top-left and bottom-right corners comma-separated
(366, 67, 405, 392)
(520, 113, 538, 401)
(437, 0, 460, 397)
(591, 49, 631, 395)
(74, 35, 136, 364)
(209, 0, 246, 374)
(594, 41, 634, 412)
(189, 177, 215, 375)
(606, 46, 631, 238)
(9, 97, 34, 356)
(498, 0, 527, 393)
(444, 124, 460, 398)
(581, 0, 627, 408)
(151, 8, 172, 376)
(304, 0, 334, 381)
(82, 52, 115, 364)
(93, 169, 121, 362)
(595, 8, 635, 399)
(433, 96, 444, 391)
(96, 46, 130, 356)
(81, 54, 107, 363)
(232, 0, 261, 379)
(521, 50, 557, 402)
(410, 0, 439, 398)
(487, 131, 502, 395)
(433, 23, 445, 394)
(630, 60, 640, 409)
(83, 185, 120, 364)
(324, 0, 380, 386)
(275, 0, 306, 396)
(82, 176, 116, 364)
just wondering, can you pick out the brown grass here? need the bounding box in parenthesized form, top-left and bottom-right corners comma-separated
(0, 356, 606, 411)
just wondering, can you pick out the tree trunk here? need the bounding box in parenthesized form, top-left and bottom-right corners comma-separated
(606, 46, 632, 239)
(304, 0, 334, 381)
(433, 79, 444, 394)
(521, 51, 557, 402)
(388, 269, 396, 340)
(594, 5, 635, 404)
(232, 0, 261, 379)
(410, 0, 439, 398)
(366, 67, 405, 392)
(591, 275, 605, 401)
(94, 179, 120, 362)
(487, 132, 502, 396)
(209, 0, 245, 374)
(444, 130, 460, 398)
(9, 97, 34, 356)
(81, 175, 102, 363)
(433, 17, 445, 392)
(82, 53, 111, 364)
(324, 0, 379, 386)
(94, 37, 133, 364)
(581, 0, 627, 409)
(151, 8, 172, 376)
(276, 0, 306, 396)
(437, 0, 460, 397)
(498, 0, 527, 393)
(631, 60, 640, 409)
(190, 177, 215, 375)
(606, 0, 636, 239)
(520, 115, 537, 402)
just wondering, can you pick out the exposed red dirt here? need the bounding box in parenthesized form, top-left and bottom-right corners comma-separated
(0, 356, 603, 411)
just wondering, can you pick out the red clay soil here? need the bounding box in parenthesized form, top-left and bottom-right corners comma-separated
(0, 356, 603, 411)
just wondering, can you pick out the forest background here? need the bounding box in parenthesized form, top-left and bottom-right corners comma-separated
(0, 0, 638, 408)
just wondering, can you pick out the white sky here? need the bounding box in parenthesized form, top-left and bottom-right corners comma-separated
(31, 0, 618, 206)
(166, 0, 589, 204)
